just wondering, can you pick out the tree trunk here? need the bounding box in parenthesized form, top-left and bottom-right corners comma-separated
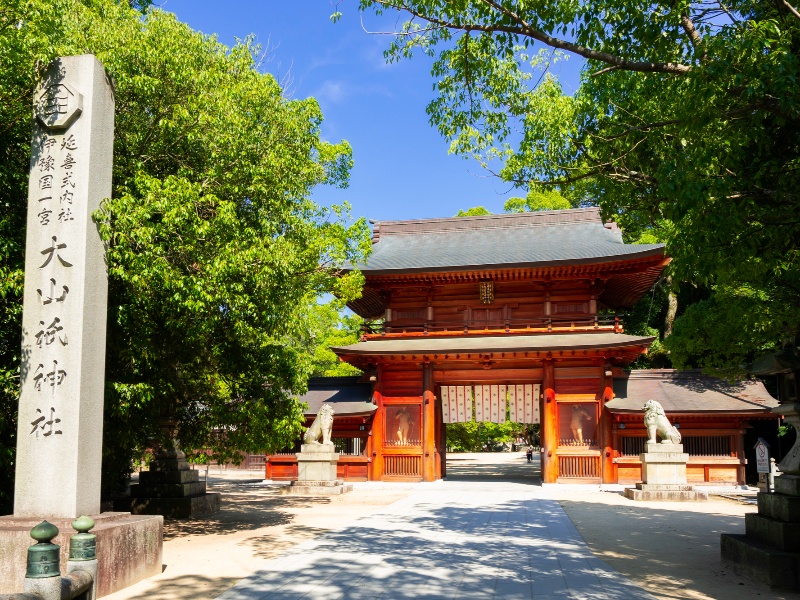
(664, 276, 678, 338)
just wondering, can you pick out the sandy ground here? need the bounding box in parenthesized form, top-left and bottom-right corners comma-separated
(555, 489, 792, 600)
(104, 455, 799, 600)
(104, 471, 410, 600)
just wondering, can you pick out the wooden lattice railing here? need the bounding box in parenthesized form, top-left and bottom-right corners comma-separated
(558, 455, 600, 478)
(619, 435, 734, 457)
(384, 455, 422, 477)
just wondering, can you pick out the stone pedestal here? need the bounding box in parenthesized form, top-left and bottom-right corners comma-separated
(721, 403, 800, 590)
(625, 443, 707, 501)
(114, 448, 220, 518)
(281, 443, 352, 496)
(0, 512, 162, 596)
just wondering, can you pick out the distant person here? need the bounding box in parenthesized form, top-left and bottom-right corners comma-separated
(526, 446, 533, 463)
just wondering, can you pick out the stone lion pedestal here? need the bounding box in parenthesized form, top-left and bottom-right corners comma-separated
(624, 399, 707, 501)
(624, 442, 708, 501)
(281, 404, 352, 496)
(281, 443, 353, 496)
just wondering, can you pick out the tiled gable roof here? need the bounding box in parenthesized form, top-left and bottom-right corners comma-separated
(355, 208, 664, 273)
(607, 369, 778, 414)
(298, 377, 376, 417)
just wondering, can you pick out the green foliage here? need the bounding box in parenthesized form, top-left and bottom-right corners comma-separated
(445, 398, 531, 451)
(503, 187, 573, 213)
(0, 1, 371, 502)
(455, 206, 492, 216)
(305, 303, 364, 377)
(358, 1, 800, 374)
(665, 285, 794, 375)
(446, 420, 518, 452)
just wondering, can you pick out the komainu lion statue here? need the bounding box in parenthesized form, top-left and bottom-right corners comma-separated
(304, 403, 335, 445)
(642, 399, 681, 444)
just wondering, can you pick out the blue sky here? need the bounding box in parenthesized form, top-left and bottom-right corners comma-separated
(159, 1, 583, 223)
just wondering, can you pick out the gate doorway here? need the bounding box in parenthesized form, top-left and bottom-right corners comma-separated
(444, 451, 542, 484)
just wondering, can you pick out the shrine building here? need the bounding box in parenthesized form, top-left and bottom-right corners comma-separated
(265, 208, 778, 485)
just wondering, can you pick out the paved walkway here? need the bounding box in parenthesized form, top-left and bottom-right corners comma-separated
(217, 478, 654, 600)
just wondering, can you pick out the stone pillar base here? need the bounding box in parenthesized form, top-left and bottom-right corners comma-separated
(722, 474, 800, 590)
(625, 484, 708, 502)
(641, 442, 689, 484)
(281, 480, 353, 496)
(0, 512, 162, 596)
(722, 399, 800, 590)
(296, 443, 339, 482)
(114, 451, 220, 518)
(625, 443, 707, 501)
(287, 443, 350, 495)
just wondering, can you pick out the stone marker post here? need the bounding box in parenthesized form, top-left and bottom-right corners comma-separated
(1, 55, 163, 598)
(14, 54, 113, 519)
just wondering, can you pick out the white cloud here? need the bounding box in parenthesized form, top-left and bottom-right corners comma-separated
(313, 80, 393, 105)
(316, 80, 348, 103)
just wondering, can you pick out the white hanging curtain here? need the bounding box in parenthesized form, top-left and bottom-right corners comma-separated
(474, 384, 485, 422)
(441, 385, 472, 423)
(441, 386, 451, 424)
(441, 383, 540, 424)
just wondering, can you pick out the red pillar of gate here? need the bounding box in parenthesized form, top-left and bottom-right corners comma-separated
(422, 363, 437, 481)
(599, 365, 615, 483)
(542, 359, 558, 483)
(370, 368, 386, 481)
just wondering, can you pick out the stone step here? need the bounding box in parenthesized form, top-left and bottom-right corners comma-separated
(745, 513, 800, 552)
(721, 533, 800, 590)
(624, 488, 707, 502)
(115, 493, 221, 518)
(288, 480, 346, 487)
(281, 484, 353, 496)
(774, 475, 800, 496)
(129, 481, 207, 498)
(138, 470, 201, 485)
(758, 492, 800, 523)
(148, 458, 192, 472)
(636, 483, 694, 492)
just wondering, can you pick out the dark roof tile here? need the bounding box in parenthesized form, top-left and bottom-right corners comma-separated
(607, 369, 778, 414)
(299, 377, 376, 417)
(332, 332, 655, 355)
(354, 208, 664, 274)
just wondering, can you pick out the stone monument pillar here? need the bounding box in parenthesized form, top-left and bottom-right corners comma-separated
(282, 404, 352, 495)
(624, 400, 707, 501)
(0, 55, 162, 596)
(14, 53, 114, 519)
(722, 401, 800, 590)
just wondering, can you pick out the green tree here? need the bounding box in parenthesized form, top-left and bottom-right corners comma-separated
(503, 187, 573, 213)
(0, 1, 371, 504)
(355, 1, 800, 373)
(446, 420, 517, 452)
(305, 303, 364, 377)
(455, 205, 492, 216)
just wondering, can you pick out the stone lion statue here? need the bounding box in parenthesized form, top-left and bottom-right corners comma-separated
(642, 399, 681, 444)
(304, 403, 335, 445)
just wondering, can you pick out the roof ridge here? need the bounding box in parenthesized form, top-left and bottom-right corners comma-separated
(372, 207, 607, 240)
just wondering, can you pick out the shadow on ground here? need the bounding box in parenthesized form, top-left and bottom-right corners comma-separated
(560, 496, 800, 600)
(223, 493, 798, 600)
(163, 484, 329, 539)
(220, 495, 647, 600)
(129, 574, 239, 600)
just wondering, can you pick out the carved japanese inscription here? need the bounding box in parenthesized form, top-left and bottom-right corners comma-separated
(15, 55, 114, 518)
